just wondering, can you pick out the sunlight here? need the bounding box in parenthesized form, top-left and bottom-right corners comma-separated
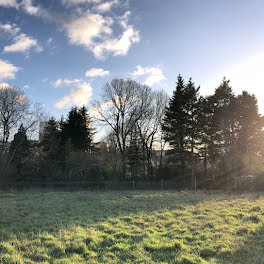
(204, 51, 264, 114)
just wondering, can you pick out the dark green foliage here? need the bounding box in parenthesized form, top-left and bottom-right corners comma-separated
(3, 76, 264, 189)
(9, 124, 31, 179)
(61, 106, 93, 152)
(10, 125, 30, 164)
(162, 76, 264, 189)
(41, 117, 61, 160)
(162, 75, 200, 184)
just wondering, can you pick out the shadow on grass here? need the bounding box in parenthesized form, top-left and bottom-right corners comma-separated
(0, 190, 240, 237)
(219, 223, 264, 264)
(0, 191, 263, 264)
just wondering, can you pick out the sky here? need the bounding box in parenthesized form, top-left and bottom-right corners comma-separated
(1, 0, 264, 117)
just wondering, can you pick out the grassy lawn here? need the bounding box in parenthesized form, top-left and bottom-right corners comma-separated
(0, 191, 264, 263)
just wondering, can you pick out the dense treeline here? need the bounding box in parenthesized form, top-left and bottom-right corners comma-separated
(1, 76, 264, 190)
(162, 76, 264, 189)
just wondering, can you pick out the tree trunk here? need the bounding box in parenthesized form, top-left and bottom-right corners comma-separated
(121, 153, 127, 180)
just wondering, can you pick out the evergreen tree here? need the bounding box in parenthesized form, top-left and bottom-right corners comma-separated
(234, 91, 264, 173)
(61, 106, 93, 152)
(184, 78, 201, 187)
(198, 78, 236, 185)
(9, 124, 30, 178)
(211, 78, 236, 183)
(162, 75, 200, 184)
(42, 117, 61, 161)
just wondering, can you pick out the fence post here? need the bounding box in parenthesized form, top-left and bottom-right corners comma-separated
(194, 175, 197, 191)
(161, 179, 164, 191)
(132, 180, 135, 190)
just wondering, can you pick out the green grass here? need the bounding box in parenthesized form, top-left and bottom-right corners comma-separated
(0, 190, 264, 263)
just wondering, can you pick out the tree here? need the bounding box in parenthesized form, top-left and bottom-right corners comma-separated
(127, 126, 142, 179)
(184, 79, 201, 188)
(234, 91, 264, 174)
(136, 90, 168, 178)
(162, 75, 200, 186)
(0, 85, 45, 177)
(0, 86, 30, 159)
(61, 106, 93, 152)
(9, 124, 30, 179)
(42, 117, 61, 159)
(94, 79, 152, 179)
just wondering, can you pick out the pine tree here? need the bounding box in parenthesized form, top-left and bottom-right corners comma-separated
(9, 124, 30, 177)
(162, 75, 200, 185)
(42, 117, 61, 160)
(184, 78, 201, 187)
(234, 91, 264, 173)
(211, 78, 236, 182)
(61, 106, 93, 152)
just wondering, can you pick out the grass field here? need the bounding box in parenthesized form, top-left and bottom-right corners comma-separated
(0, 191, 264, 264)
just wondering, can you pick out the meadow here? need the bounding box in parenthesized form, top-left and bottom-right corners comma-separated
(0, 190, 264, 264)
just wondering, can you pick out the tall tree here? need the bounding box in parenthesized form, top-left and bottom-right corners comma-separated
(184, 78, 201, 188)
(234, 91, 264, 173)
(94, 79, 152, 179)
(61, 106, 93, 152)
(136, 90, 168, 178)
(9, 124, 30, 178)
(0, 86, 30, 160)
(210, 78, 236, 184)
(42, 117, 61, 161)
(162, 75, 200, 185)
(0, 85, 45, 178)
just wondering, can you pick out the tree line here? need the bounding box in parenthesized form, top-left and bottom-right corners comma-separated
(1, 76, 264, 190)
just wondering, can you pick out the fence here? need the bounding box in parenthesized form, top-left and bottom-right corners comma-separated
(0, 180, 184, 191)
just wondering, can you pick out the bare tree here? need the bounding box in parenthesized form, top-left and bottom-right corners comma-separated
(0, 85, 46, 168)
(94, 79, 152, 179)
(136, 90, 168, 177)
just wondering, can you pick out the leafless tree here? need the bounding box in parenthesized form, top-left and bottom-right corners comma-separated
(94, 79, 152, 179)
(0, 85, 46, 167)
(136, 90, 169, 177)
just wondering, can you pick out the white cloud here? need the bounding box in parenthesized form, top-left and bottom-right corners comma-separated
(93, 0, 118, 13)
(0, 23, 20, 36)
(203, 51, 264, 114)
(64, 13, 113, 48)
(63, 10, 139, 59)
(21, 0, 39, 15)
(47, 37, 53, 45)
(23, 85, 30, 88)
(0, 0, 39, 15)
(0, 0, 18, 8)
(85, 68, 109, 77)
(0, 59, 20, 81)
(0, 82, 10, 88)
(89, 100, 112, 118)
(132, 65, 167, 86)
(55, 82, 93, 108)
(92, 11, 139, 58)
(1, 0, 139, 59)
(0, 23, 42, 54)
(3, 33, 42, 53)
(51, 78, 82, 88)
(61, 0, 101, 7)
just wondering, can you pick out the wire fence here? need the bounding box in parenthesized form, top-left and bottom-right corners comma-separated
(0, 175, 257, 192)
(0, 180, 185, 191)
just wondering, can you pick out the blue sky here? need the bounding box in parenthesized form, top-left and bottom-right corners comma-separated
(1, 0, 264, 117)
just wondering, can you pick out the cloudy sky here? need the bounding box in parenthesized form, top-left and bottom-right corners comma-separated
(1, 0, 264, 116)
